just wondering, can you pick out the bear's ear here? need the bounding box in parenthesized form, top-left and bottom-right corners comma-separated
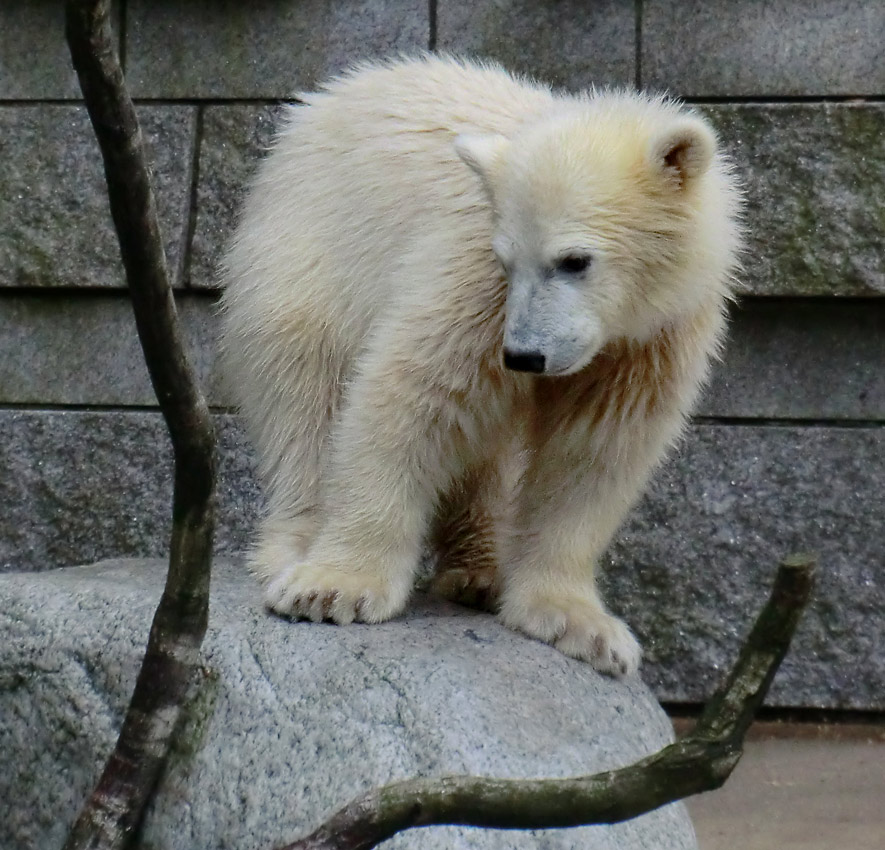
(454, 133, 510, 191)
(648, 118, 716, 189)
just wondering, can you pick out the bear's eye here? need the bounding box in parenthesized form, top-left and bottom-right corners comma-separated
(556, 254, 591, 275)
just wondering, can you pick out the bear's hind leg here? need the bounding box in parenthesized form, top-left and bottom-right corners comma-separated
(230, 323, 348, 585)
(428, 468, 504, 612)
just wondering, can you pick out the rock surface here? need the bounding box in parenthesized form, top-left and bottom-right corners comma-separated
(0, 557, 696, 850)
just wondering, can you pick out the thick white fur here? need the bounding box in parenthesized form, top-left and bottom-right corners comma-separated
(220, 56, 742, 676)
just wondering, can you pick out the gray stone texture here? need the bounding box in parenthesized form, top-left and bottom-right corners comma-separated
(126, 0, 430, 99)
(642, 0, 885, 96)
(697, 299, 885, 419)
(437, 0, 636, 89)
(3, 294, 883, 419)
(0, 105, 195, 288)
(0, 293, 226, 407)
(1, 411, 881, 711)
(188, 104, 284, 289)
(604, 424, 884, 711)
(705, 103, 885, 297)
(0, 412, 259, 576)
(0, 2, 119, 99)
(0, 557, 695, 850)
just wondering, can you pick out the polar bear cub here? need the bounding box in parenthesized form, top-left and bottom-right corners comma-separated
(220, 56, 742, 676)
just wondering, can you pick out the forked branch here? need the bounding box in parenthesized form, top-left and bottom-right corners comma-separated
(63, 2, 216, 848)
(280, 554, 816, 850)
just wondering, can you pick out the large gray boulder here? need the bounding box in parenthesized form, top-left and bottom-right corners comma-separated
(0, 557, 696, 849)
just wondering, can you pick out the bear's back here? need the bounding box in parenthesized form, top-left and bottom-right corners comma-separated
(259, 57, 556, 250)
(224, 58, 556, 329)
(294, 56, 556, 155)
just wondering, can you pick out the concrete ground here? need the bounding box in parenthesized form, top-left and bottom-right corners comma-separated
(679, 722, 885, 850)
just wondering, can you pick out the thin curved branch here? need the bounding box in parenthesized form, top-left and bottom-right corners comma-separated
(280, 555, 816, 850)
(63, 2, 216, 848)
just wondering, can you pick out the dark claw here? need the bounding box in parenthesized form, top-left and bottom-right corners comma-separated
(321, 591, 337, 619)
(593, 634, 606, 657)
(354, 596, 366, 621)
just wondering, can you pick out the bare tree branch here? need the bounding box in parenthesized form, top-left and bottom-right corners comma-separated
(62, 2, 216, 848)
(279, 554, 816, 850)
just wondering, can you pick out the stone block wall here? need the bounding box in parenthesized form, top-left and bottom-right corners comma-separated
(1, 1, 883, 711)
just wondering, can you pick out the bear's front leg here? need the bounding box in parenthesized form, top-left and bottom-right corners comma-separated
(499, 570, 641, 677)
(263, 351, 463, 626)
(497, 435, 645, 676)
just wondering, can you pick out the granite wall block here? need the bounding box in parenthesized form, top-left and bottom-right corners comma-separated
(0, 293, 225, 407)
(126, 0, 429, 99)
(0, 411, 258, 575)
(188, 104, 284, 289)
(0, 1, 120, 99)
(187, 102, 885, 297)
(4, 293, 882, 419)
(705, 103, 885, 297)
(698, 298, 885, 420)
(436, 0, 636, 89)
(0, 105, 195, 288)
(605, 423, 884, 710)
(643, 0, 885, 96)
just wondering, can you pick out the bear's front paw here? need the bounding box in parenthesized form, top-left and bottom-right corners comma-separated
(263, 561, 410, 625)
(499, 593, 641, 677)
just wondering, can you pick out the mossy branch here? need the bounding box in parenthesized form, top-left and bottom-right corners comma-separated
(279, 555, 816, 850)
(63, 2, 216, 848)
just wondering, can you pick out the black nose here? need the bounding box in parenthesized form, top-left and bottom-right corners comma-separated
(503, 348, 546, 373)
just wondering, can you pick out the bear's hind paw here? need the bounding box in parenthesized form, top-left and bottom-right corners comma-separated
(430, 564, 500, 612)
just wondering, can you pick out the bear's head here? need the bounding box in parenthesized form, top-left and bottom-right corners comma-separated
(455, 96, 741, 376)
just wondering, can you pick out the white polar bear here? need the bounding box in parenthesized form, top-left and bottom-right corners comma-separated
(220, 56, 742, 676)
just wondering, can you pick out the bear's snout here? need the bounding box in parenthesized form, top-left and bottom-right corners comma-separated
(503, 348, 546, 373)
